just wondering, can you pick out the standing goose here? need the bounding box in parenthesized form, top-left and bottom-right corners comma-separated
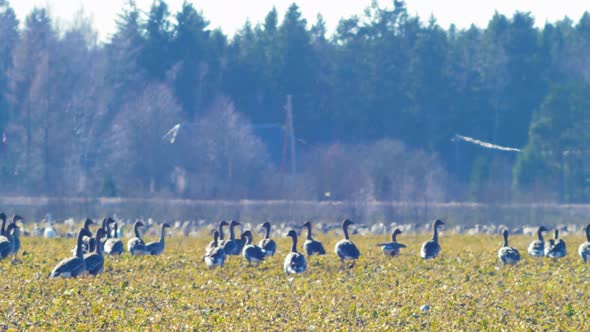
(207, 221, 228, 254)
(546, 229, 567, 258)
(334, 219, 360, 267)
(578, 224, 590, 262)
(49, 228, 87, 278)
(420, 219, 445, 259)
(127, 220, 146, 255)
(527, 226, 548, 257)
(0, 223, 15, 260)
(376, 228, 406, 257)
(221, 220, 241, 255)
(9, 215, 22, 262)
(498, 229, 521, 266)
(72, 218, 96, 256)
(302, 221, 326, 256)
(284, 229, 306, 275)
(204, 231, 226, 268)
(84, 228, 106, 276)
(241, 230, 266, 266)
(145, 223, 171, 256)
(104, 219, 124, 256)
(258, 222, 277, 256)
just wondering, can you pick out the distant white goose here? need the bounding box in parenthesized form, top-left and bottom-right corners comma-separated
(284, 229, 306, 275)
(498, 229, 521, 266)
(376, 228, 406, 257)
(334, 219, 360, 267)
(578, 224, 590, 262)
(528, 226, 547, 257)
(420, 219, 444, 259)
(43, 223, 56, 238)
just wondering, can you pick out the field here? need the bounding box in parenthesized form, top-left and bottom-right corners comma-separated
(1, 231, 590, 330)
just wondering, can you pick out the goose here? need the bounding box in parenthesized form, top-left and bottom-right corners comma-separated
(0, 223, 15, 260)
(204, 231, 226, 268)
(498, 229, 521, 266)
(0, 212, 7, 237)
(207, 221, 227, 254)
(84, 228, 106, 276)
(302, 221, 326, 256)
(546, 229, 567, 258)
(578, 224, 590, 262)
(71, 218, 96, 256)
(221, 220, 241, 255)
(527, 226, 548, 257)
(241, 230, 265, 266)
(284, 229, 306, 275)
(9, 215, 22, 261)
(258, 222, 276, 256)
(103, 220, 124, 256)
(334, 219, 360, 267)
(376, 228, 407, 256)
(144, 223, 171, 256)
(420, 219, 445, 259)
(49, 228, 87, 278)
(127, 220, 146, 255)
(43, 222, 56, 238)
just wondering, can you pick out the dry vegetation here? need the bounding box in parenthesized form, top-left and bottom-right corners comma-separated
(1, 232, 589, 330)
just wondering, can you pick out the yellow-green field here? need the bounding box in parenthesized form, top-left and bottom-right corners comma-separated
(1, 232, 589, 330)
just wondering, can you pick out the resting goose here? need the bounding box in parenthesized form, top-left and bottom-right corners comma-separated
(127, 220, 146, 255)
(498, 229, 521, 266)
(241, 230, 265, 266)
(104, 220, 124, 256)
(420, 219, 445, 259)
(284, 229, 306, 275)
(546, 229, 567, 258)
(204, 231, 226, 268)
(49, 228, 87, 278)
(221, 220, 241, 255)
(84, 228, 106, 276)
(258, 222, 277, 256)
(377, 228, 406, 257)
(578, 224, 590, 262)
(72, 218, 95, 256)
(335, 219, 360, 267)
(145, 223, 171, 256)
(527, 226, 547, 257)
(302, 221, 326, 256)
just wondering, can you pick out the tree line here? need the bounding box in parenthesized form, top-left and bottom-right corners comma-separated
(1, 0, 590, 203)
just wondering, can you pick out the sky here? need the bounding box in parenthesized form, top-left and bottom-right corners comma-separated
(9, 0, 590, 42)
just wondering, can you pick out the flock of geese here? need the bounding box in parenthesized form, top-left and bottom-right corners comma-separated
(1, 212, 590, 278)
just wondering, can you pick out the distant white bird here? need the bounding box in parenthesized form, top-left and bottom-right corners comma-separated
(163, 123, 181, 144)
(44, 223, 56, 238)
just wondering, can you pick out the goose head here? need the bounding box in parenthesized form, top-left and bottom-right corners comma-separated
(538, 226, 548, 233)
(13, 215, 23, 223)
(241, 230, 253, 244)
(342, 219, 354, 228)
(286, 229, 298, 238)
(83, 218, 94, 229)
(219, 220, 229, 227)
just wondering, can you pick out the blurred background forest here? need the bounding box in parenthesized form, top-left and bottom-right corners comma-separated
(1, 0, 590, 207)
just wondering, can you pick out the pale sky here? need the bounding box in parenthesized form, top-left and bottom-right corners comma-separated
(9, 0, 590, 42)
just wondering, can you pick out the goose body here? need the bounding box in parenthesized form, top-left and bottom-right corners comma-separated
(420, 219, 444, 259)
(284, 230, 306, 275)
(528, 226, 547, 257)
(335, 219, 360, 265)
(84, 228, 106, 275)
(578, 224, 590, 262)
(545, 229, 567, 258)
(302, 221, 326, 256)
(258, 222, 276, 256)
(220, 221, 241, 255)
(145, 223, 171, 256)
(498, 229, 521, 266)
(127, 220, 147, 255)
(104, 221, 124, 256)
(0, 223, 15, 260)
(377, 228, 406, 256)
(204, 231, 226, 268)
(50, 229, 87, 278)
(241, 230, 265, 265)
